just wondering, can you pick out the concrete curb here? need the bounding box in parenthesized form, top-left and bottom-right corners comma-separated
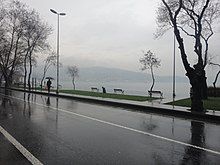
(4, 87, 220, 123)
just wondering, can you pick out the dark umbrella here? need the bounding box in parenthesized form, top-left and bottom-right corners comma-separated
(45, 77, 54, 80)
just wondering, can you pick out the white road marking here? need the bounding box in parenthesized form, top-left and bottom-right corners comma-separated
(0, 125, 43, 165)
(1, 93, 220, 156)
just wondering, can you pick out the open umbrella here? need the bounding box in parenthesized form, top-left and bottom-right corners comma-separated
(45, 76, 54, 80)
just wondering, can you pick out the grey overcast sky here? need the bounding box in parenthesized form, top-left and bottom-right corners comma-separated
(21, 0, 220, 77)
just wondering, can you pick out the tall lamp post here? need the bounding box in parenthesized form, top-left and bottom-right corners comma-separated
(50, 9, 66, 95)
(173, 32, 176, 103)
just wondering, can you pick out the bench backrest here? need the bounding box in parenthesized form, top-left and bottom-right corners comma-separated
(91, 87, 99, 91)
(148, 90, 162, 93)
(114, 89, 123, 92)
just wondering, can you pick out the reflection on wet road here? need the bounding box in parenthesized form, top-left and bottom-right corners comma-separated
(0, 90, 220, 164)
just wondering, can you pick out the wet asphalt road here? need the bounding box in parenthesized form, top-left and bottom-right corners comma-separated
(0, 90, 220, 165)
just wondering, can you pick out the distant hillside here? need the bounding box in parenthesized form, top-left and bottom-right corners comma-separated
(33, 66, 188, 83)
(78, 67, 148, 82)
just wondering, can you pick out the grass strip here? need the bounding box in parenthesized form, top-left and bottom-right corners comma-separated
(166, 97, 220, 111)
(59, 89, 157, 102)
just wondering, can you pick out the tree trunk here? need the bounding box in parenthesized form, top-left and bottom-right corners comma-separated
(201, 70, 208, 100)
(0, 74, 3, 87)
(40, 78, 44, 91)
(40, 67, 47, 91)
(190, 84, 204, 112)
(150, 66, 155, 92)
(4, 75, 12, 95)
(28, 63, 32, 91)
(24, 56, 27, 90)
(172, 26, 204, 112)
(28, 50, 33, 91)
(186, 66, 204, 112)
(72, 78, 75, 90)
(4, 79, 9, 95)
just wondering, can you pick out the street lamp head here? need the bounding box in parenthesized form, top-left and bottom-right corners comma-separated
(59, 13, 66, 16)
(50, 9, 57, 14)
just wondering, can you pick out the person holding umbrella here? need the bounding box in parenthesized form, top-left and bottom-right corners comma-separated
(47, 79, 52, 93)
(47, 77, 52, 93)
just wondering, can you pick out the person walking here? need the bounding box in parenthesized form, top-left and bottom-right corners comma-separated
(47, 79, 52, 93)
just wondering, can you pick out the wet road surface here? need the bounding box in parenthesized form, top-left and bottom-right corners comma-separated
(0, 90, 220, 164)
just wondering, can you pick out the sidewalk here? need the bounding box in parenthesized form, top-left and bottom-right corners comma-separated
(10, 88, 220, 123)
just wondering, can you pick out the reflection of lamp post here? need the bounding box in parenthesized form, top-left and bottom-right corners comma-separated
(50, 9, 66, 94)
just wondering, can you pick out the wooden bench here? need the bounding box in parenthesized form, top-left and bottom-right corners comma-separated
(114, 88, 124, 94)
(148, 90, 163, 98)
(91, 87, 99, 92)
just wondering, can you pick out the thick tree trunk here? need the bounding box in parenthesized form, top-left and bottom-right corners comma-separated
(186, 65, 204, 112)
(190, 84, 204, 112)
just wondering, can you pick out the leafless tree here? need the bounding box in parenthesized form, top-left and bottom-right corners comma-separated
(140, 50, 161, 95)
(22, 8, 52, 91)
(157, 0, 220, 111)
(67, 66, 79, 90)
(0, 0, 52, 92)
(0, 0, 27, 91)
(40, 51, 56, 90)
